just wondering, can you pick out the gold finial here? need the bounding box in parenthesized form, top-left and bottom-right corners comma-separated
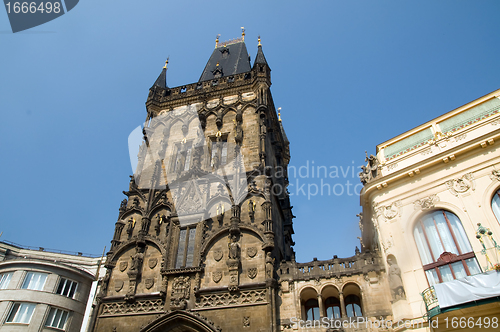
(258, 35, 261, 46)
(216, 62, 219, 67)
(241, 27, 245, 41)
(163, 57, 169, 69)
(278, 107, 282, 122)
(215, 34, 220, 48)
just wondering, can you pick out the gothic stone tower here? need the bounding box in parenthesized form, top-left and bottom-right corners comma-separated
(92, 34, 295, 332)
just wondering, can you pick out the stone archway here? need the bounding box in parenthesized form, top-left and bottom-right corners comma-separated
(139, 311, 220, 332)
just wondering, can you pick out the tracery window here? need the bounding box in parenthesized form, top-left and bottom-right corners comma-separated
(413, 210, 481, 285)
(175, 227, 196, 269)
(491, 188, 500, 222)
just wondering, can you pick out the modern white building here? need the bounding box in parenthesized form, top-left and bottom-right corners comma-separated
(0, 241, 105, 332)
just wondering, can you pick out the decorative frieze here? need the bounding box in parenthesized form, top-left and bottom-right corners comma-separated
(100, 299, 164, 316)
(195, 289, 267, 309)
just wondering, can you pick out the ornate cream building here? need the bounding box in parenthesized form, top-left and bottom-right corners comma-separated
(359, 88, 500, 331)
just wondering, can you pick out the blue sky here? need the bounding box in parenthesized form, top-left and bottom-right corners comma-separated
(1, 1, 499, 262)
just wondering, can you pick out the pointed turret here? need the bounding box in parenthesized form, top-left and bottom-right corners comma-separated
(253, 36, 269, 67)
(151, 59, 169, 89)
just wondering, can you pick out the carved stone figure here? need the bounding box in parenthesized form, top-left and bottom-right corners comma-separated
(119, 199, 128, 212)
(265, 252, 274, 279)
(359, 151, 379, 184)
(126, 218, 135, 236)
(387, 256, 406, 302)
(228, 235, 241, 260)
(129, 246, 145, 274)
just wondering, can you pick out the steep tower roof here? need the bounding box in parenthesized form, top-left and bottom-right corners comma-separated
(151, 59, 168, 89)
(253, 39, 268, 67)
(199, 41, 251, 82)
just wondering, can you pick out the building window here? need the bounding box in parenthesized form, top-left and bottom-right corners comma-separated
(175, 227, 196, 269)
(21, 272, 47, 291)
(492, 188, 500, 222)
(0, 272, 13, 289)
(345, 295, 362, 317)
(325, 297, 341, 319)
(413, 210, 481, 285)
(45, 307, 69, 330)
(56, 278, 78, 298)
(304, 299, 320, 320)
(6, 303, 36, 324)
(210, 138, 228, 168)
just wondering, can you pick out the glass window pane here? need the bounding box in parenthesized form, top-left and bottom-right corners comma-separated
(446, 211, 472, 254)
(175, 229, 187, 268)
(185, 228, 196, 267)
(312, 307, 320, 320)
(0, 272, 13, 289)
(56, 279, 65, 294)
(346, 304, 354, 317)
(438, 265, 454, 282)
(465, 258, 482, 275)
(425, 269, 440, 286)
(62, 279, 71, 296)
(46, 308, 56, 326)
(414, 224, 434, 265)
(58, 311, 69, 329)
(53, 309, 62, 327)
(68, 281, 78, 298)
(354, 304, 362, 317)
(422, 214, 445, 260)
(22, 272, 47, 290)
(221, 140, 228, 165)
(9, 303, 36, 324)
(434, 213, 459, 255)
(451, 261, 467, 279)
(492, 191, 500, 222)
(334, 307, 341, 318)
(6, 303, 20, 322)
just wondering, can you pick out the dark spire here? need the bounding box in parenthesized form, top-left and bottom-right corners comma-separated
(253, 36, 268, 67)
(152, 59, 169, 89)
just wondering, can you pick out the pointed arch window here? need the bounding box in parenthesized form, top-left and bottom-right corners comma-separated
(491, 188, 500, 222)
(413, 210, 481, 285)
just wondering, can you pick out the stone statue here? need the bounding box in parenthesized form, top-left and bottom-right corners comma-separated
(119, 199, 127, 212)
(129, 246, 144, 273)
(265, 252, 274, 279)
(228, 235, 240, 260)
(387, 256, 406, 301)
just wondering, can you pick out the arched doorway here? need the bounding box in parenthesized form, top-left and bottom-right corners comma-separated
(140, 311, 219, 332)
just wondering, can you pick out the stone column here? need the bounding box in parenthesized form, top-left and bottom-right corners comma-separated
(301, 301, 306, 320)
(317, 294, 325, 319)
(339, 292, 347, 318)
